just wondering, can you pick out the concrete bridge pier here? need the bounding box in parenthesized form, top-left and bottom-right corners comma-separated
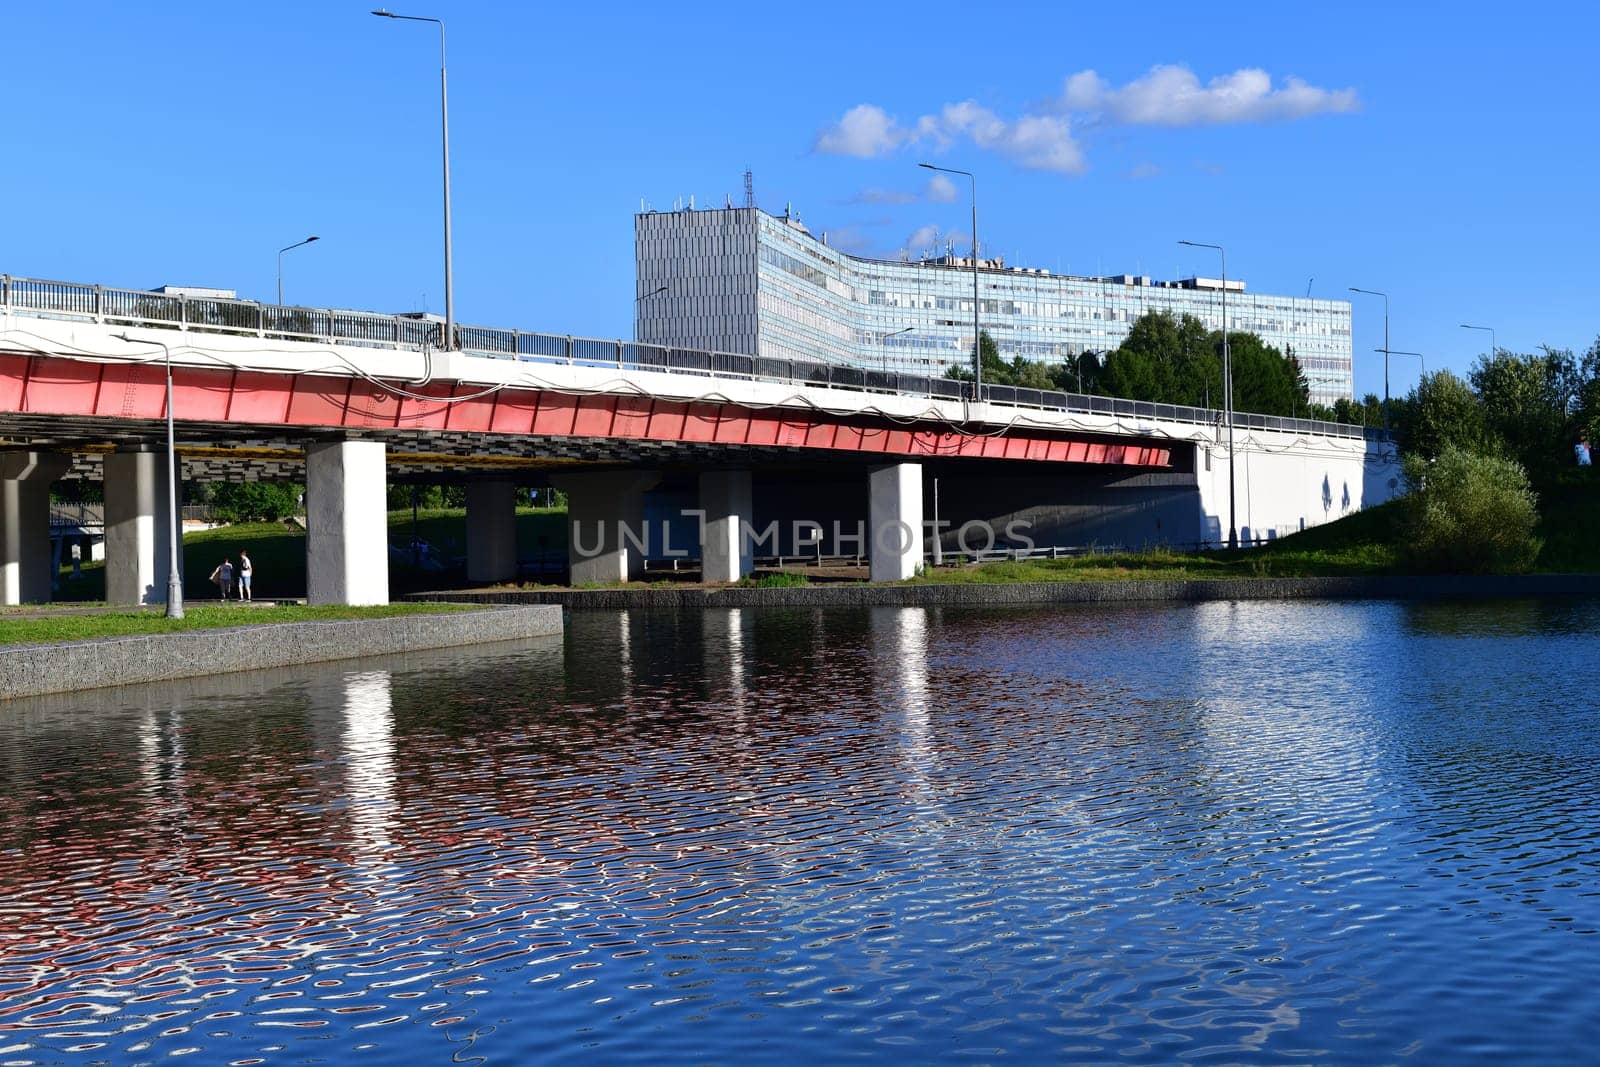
(556, 470, 661, 584)
(699, 470, 753, 583)
(465, 479, 518, 584)
(305, 439, 389, 605)
(0, 451, 70, 605)
(869, 463, 924, 582)
(104, 448, 176, 606)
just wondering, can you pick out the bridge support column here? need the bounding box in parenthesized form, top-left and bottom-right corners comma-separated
(466, 480, 518, 583)
(869, 463, 924, 583)
(556, 471, 661, 584)
(699, 470, 753, 583)
(305, 439, 389, 606)
(0, 452, 70, 605)
(104, 449, 176, 606)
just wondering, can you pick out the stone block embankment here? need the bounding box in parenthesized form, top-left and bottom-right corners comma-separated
(0, 605, 563, 699)
(411, 574, 1600, 611)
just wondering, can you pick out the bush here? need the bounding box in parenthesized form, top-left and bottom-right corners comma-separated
(737, 571, 809, 588)
(1402, 446, 1540, 573)
(210, 482, 302, 524)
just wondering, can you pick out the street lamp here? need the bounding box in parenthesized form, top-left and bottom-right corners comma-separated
(1348, 287, 1390, 433)
(1460, 323, 1495, 358)
(1385, 348, 1425, 380)
(918, 162, 981, 398)
(1179, 239, 1236, 549)
(884, 326, 913, 374)
(277, 235, 319, 306)
(634, 285, 667, 342)
(373, 8, 454, 351)
(114, 333, 184, 619)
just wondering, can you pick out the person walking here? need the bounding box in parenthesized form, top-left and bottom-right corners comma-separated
(217, 557, 234, 600)
(238, 550, 254, 601)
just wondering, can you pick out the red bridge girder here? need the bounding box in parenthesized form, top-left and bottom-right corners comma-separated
(0, 354, 1174, 467)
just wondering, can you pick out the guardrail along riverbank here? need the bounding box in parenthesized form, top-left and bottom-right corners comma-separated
(412, 574, 1600, 610)
(0, 605, 562, 699)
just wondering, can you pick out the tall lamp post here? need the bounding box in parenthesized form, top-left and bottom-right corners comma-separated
(634, 285, 667, 340)
(1460, 323, 1495, 358)
(918, 162, 980, 398)
(1387, 348, 1425, 380)
(277, 235, 319, 306)
(373, 8, 454, 350)
(1349, 287, 1389, 433)
(114, 333, 184, 618)
(884, 326, 913, 374)
(1179, 239, 1236, 549)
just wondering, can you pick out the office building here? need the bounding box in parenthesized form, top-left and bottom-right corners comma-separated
(635, 206, 1353, 405)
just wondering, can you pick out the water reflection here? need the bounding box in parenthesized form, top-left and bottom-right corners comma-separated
(2, 603, 1599, 1065)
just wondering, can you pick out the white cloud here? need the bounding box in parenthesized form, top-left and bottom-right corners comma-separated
(814, 104, 908, 157)
(925, 173, 958, 203)
(816, 100, 1085, 175)
(851, 186, 918, 204)
(904, 223, 941, 252)
(1129, 162, 1161, 179)
(850, 173, 962, 205)
(1061, 65, 1359, 126)
(814, 64, 1354, 175)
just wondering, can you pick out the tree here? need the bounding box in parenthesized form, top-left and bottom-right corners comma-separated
(1331, 393, 1386, 427)
(1392, 370, 1490, 460)
(1402, 446, 1540, 573)
(1096, 311, 1310, 417)
(946, 330, 1008, 383)
(210, 482, 302, 523)
(1470, 348, 1579, 472)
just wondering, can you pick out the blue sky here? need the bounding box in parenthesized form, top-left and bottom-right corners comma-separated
(7, 1, 1598, 398)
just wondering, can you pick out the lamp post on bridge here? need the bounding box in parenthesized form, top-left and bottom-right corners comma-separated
(277, 235, 319, 306)
(884, 326, 913, 375)
(634, 285, 667, 341)
(1179, 239, 1236, 550)
(113, 333, 184, 619)
(1460, 323, 1495, 359)
(1386, 348, 1425, 382)
(1348, 287, 1390, 434)
(917, 162, 981, 399)
(372, 8, 455, 351)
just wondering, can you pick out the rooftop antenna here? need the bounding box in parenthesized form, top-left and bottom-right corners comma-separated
(725, 193, 733, 209)
(744, 168, 755, 209)
(1306, 277, 1314, 298)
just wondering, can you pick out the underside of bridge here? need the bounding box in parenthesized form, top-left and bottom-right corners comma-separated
(0, 403, 1202, 604)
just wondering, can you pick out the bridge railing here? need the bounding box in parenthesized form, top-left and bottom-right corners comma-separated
(1, 273, 1383, 443)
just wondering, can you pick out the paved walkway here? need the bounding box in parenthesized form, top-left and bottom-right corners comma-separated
(0, 600, 300, 620)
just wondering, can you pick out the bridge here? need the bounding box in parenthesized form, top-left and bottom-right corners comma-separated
(0, 274, 1398, 604)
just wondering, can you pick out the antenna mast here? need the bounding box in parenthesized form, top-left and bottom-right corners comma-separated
(744, 168, 755, 209)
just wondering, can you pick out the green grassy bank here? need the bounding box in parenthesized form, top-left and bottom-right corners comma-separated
(0, 602, 473, 647)
(918, 473, 1597, 585)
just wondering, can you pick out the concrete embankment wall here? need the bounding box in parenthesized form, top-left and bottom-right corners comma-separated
(413, 575, 1600, 611)
(0, 605, 563, 700)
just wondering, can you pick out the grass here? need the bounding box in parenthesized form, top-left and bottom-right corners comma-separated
(737, 571, 811, 588)
(913, 474, 1600, 586)
(0, 602, 475, 648)
(913, 499, 1406, 585)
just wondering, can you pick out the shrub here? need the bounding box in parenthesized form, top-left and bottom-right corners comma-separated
(737, 571, 809, 588)
(1402, 446, 1540, 573)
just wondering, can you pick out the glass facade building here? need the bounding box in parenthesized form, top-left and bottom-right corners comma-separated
(636, 207, 1353, 406)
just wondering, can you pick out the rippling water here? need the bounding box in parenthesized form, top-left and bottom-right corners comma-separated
(2, 600, 1599, 1064)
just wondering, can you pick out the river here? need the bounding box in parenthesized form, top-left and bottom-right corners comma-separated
(2, 600, 1597, 1064)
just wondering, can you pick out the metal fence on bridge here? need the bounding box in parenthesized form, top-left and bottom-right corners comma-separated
(1, 273, 1384, 444)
